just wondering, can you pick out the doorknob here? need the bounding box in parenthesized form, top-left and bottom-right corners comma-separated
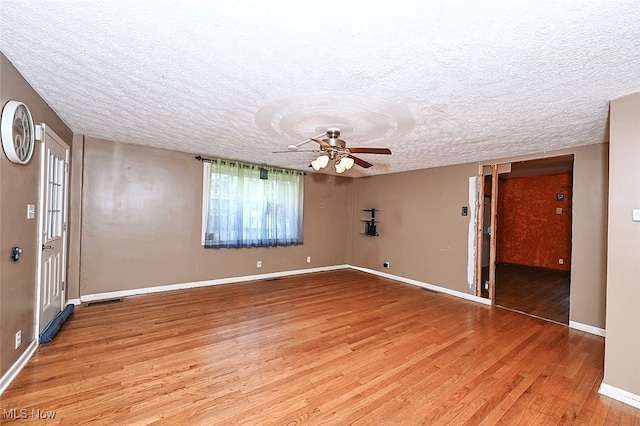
(42, 244, 54, 250)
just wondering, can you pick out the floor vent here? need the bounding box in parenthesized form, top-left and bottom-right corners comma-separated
(422, 288, 438, 293)
(86, 298, 123, 307)
(264, 277, 282, 282)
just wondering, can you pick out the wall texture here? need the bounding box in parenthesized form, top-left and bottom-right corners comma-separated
(350, 143, 608, 329)
(568, 143, 609, 329)
(0, 54, 72, 378)
(604, 92, 640, 397)
(0, 49, 4, 380)
(497, 173, 572, 271)
(79, 137, 354, 295)
(350, 162, 478, 293)
(66, 134, 85, 301)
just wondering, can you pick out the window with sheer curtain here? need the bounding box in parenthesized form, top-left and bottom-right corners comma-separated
(201, 160, 304, 248)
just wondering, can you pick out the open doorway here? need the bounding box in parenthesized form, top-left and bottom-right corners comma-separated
(477, 156, 574, 324)
(480, 174, 492, 296)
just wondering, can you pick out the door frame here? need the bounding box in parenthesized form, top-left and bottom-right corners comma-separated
(475, 163, 510, 301)
(34, 124, 70, 337)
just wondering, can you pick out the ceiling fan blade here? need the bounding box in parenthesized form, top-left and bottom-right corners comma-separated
(348, 155, 373, 168)
(348, 147, 392, 155)
(310, 138, 332, 149)
(272, 149, 318, 153)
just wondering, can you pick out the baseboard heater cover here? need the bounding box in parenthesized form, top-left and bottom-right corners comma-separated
(39, 304, 74, 344)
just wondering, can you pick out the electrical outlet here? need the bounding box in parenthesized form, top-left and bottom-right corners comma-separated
(15, 330, 21, 349)
(559, 258, 564, 265)
(484, 281, 489, 291)
(256, 260, 262, 268)
(383, 261, 390, 268)
(307, 256, 311, 263)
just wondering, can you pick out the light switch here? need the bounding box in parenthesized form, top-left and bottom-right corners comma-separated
(27, 204, 36, 220)
(633, 209, 640, 222)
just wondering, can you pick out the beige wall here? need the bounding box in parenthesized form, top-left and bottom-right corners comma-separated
(0, 54, 72, 377)
(0, 50, 4, 378)
(79, 137, 354, 295)
(350, 143, 608, 329)
(568, 143, 609, 328)
(351, 163, 478, 293)
(66, 134, 85, 301)
(604, 93, 640, 396)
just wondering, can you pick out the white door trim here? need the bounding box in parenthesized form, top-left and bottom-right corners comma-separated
(35, 124, 70, 337)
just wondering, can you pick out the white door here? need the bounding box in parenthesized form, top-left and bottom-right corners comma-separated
(38, 125, 69, 334)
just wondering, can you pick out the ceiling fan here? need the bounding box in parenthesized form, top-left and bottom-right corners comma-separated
(274, 128, 392, 173)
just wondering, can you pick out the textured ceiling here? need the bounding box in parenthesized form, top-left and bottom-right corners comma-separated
(1, 1, 639, 176)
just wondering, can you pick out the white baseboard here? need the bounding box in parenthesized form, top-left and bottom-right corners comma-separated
(80, 265, 350, 302)
(599, 382, 640, 409)
(67, 298, 82, 306)
(0, 340, 38, 395)
(349, 266, 492, 306)
(80, 264, 491, 307)
(569, 321, 606, 337)
(79, 266, 610, 340)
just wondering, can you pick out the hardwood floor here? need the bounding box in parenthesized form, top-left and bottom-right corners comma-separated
(2, 270, 637, 425)
(495, 263, 571, 324)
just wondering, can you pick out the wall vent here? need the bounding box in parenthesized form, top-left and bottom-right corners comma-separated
(86, 298, 123, 307)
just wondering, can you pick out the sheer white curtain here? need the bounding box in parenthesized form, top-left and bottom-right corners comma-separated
(204, 160, 304, 248)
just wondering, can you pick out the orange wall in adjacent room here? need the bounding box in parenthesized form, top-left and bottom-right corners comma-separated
(497, 173, 572, 271)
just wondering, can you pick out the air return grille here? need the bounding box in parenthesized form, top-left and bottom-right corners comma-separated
(86, 298, 123, 307)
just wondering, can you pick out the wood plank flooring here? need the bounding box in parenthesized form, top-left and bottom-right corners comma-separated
(1, 270, 637, 425)
(494, 263, 571, 324)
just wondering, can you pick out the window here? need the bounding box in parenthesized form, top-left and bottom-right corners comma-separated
(202, 160, 304, 248)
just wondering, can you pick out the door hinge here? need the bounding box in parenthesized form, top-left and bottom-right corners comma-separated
(63, 222, 67, 232)
(65, 162, 69, 173)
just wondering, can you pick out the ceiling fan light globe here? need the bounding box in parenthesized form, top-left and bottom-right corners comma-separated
(343, 157, 355, 170)
(317, 155, 329, 168)
(335, 162, 346, 173)
(311, 159, 321, 171)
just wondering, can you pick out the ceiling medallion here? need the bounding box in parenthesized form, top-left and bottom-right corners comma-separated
(256, 92, 414, 145)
